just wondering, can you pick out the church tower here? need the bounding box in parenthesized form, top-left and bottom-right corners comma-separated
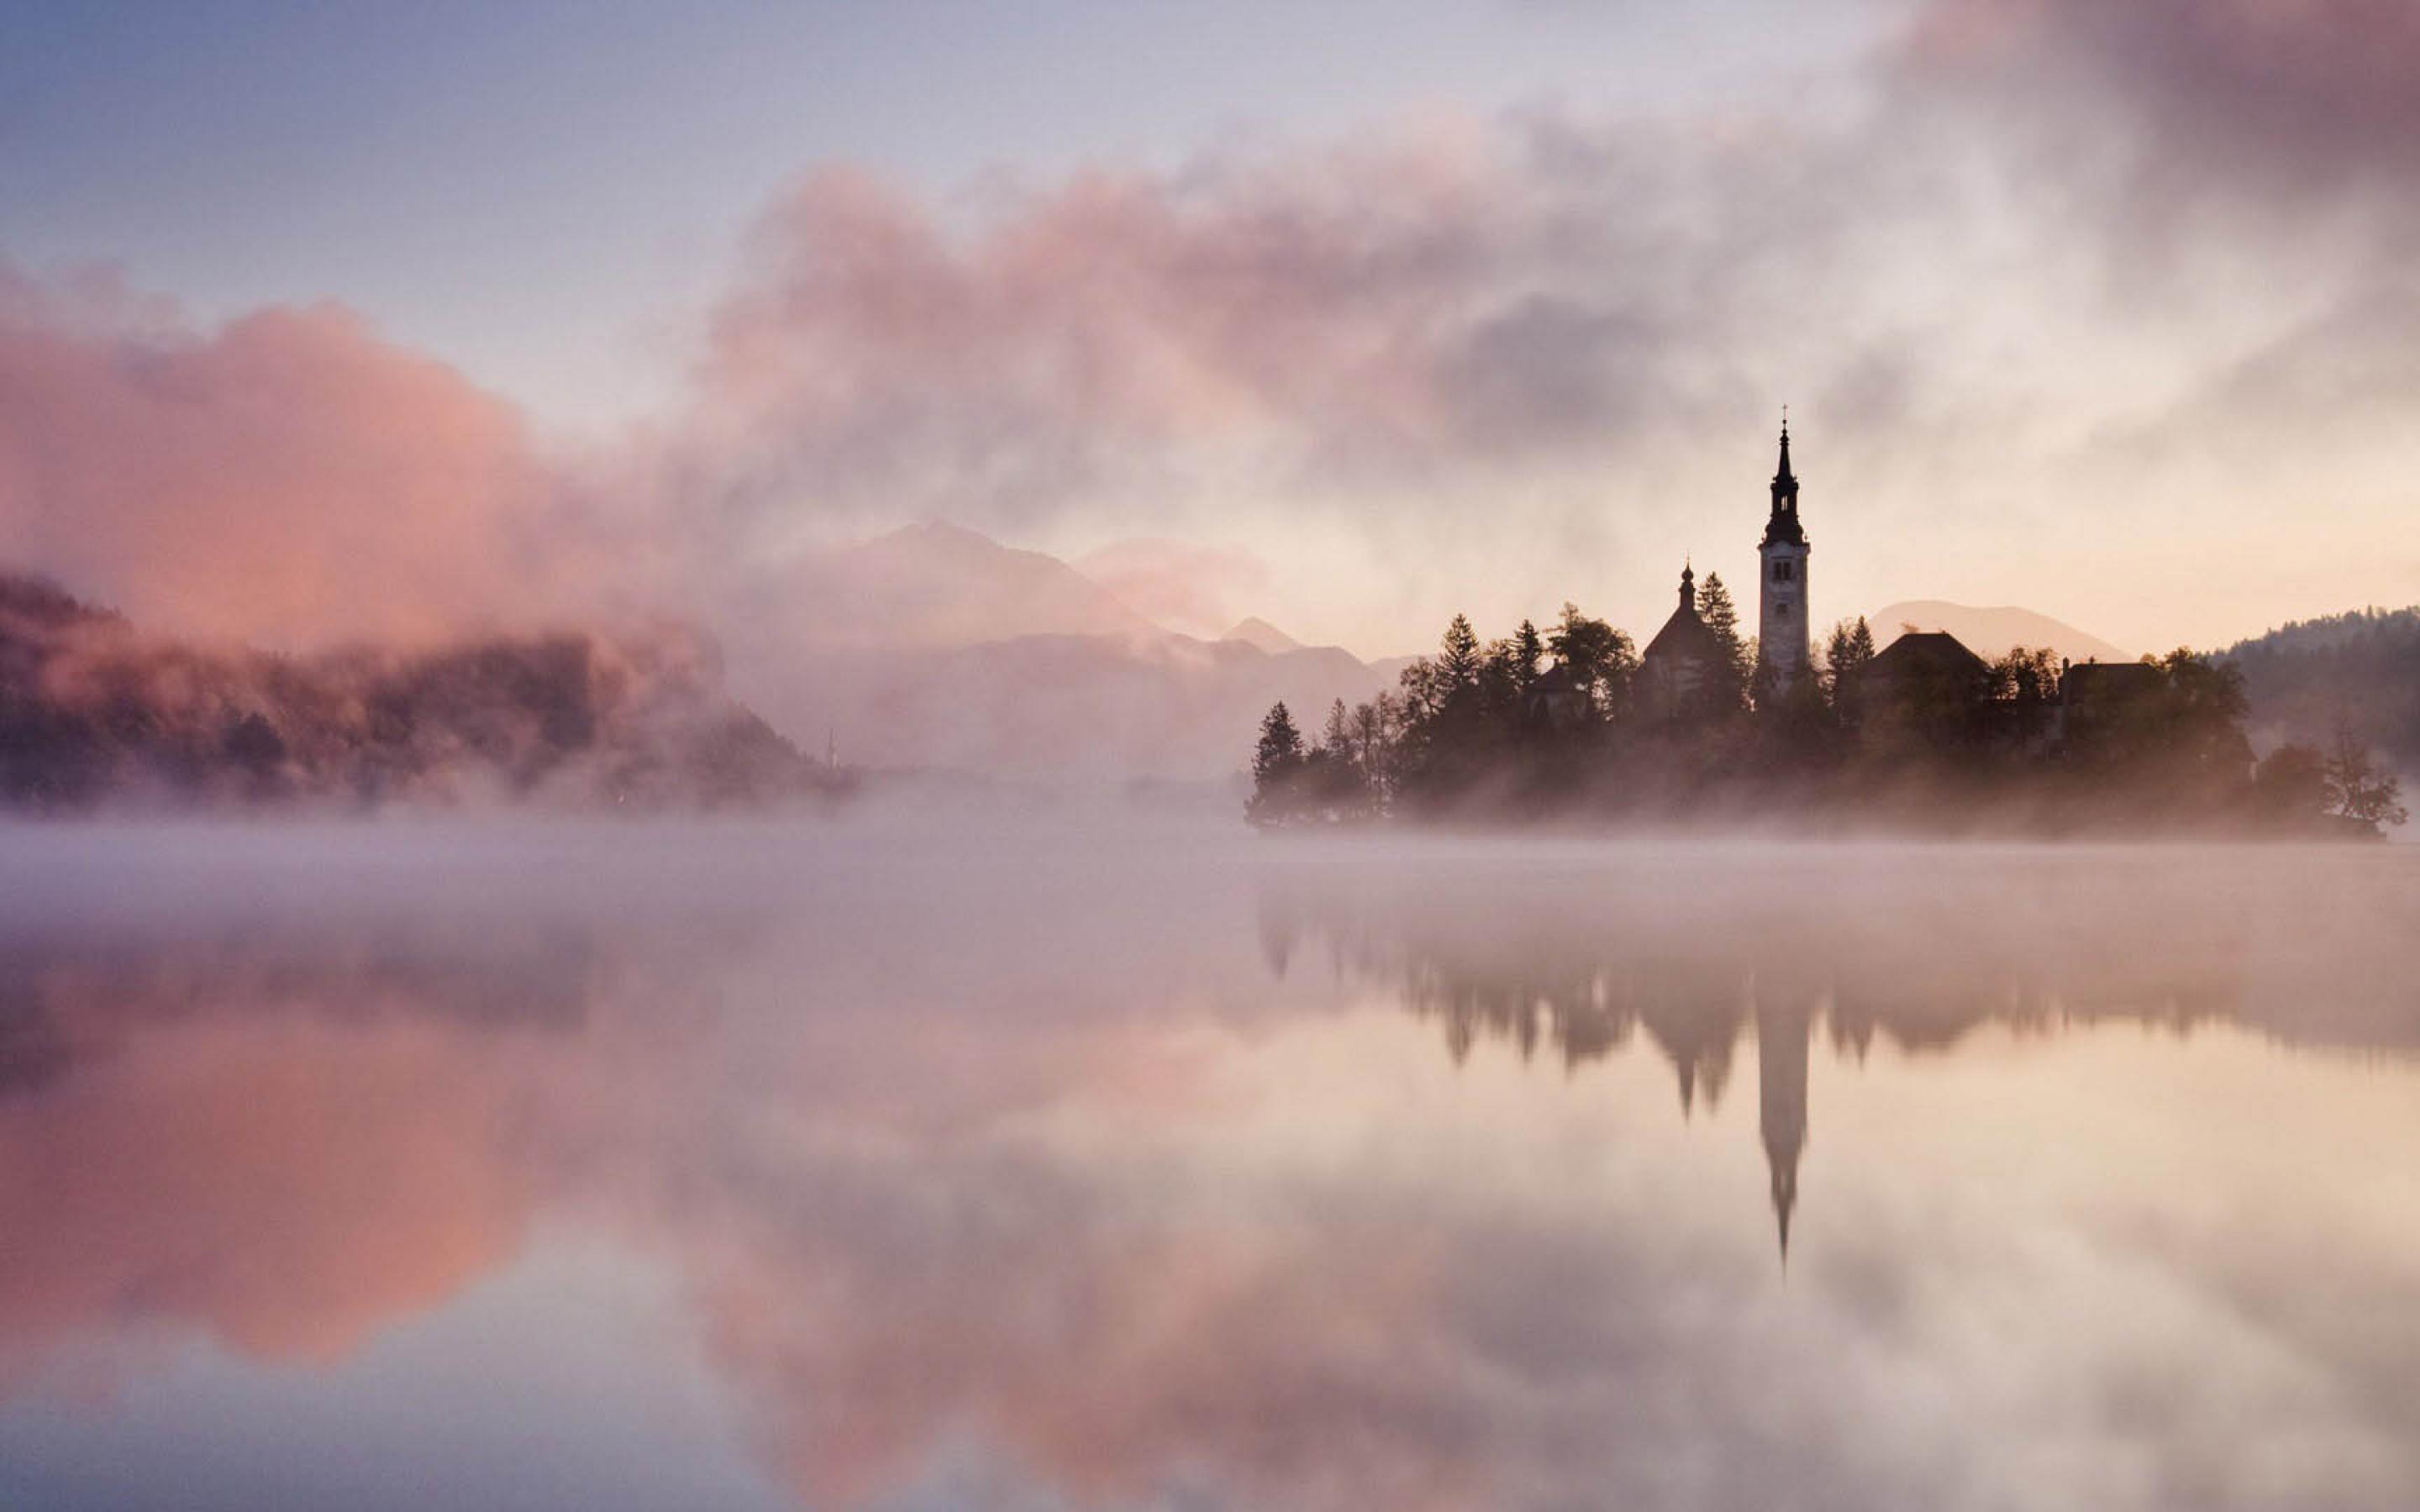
(1758, 991, 1811, 1263)
(1758, 417, 1811, 695)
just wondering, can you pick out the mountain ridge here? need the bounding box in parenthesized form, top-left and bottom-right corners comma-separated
(2220, 606, 2420, 771)
(1868, 601, 2135, 667)
(1223, 617, 1303, 654)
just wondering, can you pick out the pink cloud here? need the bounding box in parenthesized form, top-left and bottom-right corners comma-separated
(8, 0, 2418, 665)
(672, 139, 1723, 529)
(1899, 0, 2420, 203)
(0, 266, 563, 647)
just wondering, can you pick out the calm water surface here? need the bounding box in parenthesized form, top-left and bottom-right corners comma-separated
(1, 822, 2415, 1510)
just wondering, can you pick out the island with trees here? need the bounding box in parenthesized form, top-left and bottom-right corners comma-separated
(1244, 423, 2406, 839)
(1247, 594, 2404, 837)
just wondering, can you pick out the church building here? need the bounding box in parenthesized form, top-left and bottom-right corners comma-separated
(1638, 562, 1724, 721)
(1639, 421, 1812, 717)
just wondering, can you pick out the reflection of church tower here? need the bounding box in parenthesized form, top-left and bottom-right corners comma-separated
(1757, 995, 1811, 1262)
(1758, 417, 1811, 695)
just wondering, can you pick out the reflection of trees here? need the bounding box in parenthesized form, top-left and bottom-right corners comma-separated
(0, 918, 612, 1096)
(1259, 850, 2420, 1258)
(3, 845, 2416, 1512)
(0, 883, 1563, 1509)
(1259, 853, 2420, 1085)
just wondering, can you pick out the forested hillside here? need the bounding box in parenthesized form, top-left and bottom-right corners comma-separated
(2225, 608, 2420, 770)
(0, 573, 838, 811)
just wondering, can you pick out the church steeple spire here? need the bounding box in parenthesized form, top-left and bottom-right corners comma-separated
(1762, 412, 1805, 548)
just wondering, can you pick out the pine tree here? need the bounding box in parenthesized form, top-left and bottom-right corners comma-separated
(1822, 622, 1849, 682)
(1247, 701, 1310, 827)
(1697, 572, 1750, 715)
(1397, 612, 1498, 805)
(1511, 619, 1544, 701)
(1824, 616, 1877, 715)
(1253, 701, 1307, 783)
(1439, 614, 1482, 695)
(1482, 623, 1544, 732)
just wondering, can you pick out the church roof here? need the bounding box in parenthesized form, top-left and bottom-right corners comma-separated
(1643, 600, 1721, 664)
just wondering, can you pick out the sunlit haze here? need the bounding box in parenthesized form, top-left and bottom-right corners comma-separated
(3, 12, 2418, 1505)
(6, 0, 2416, 663)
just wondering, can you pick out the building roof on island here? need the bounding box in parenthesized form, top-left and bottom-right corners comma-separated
(1643, 564, 1723, 665)
(2060, 658, 2163, 701)
(1859, 631, 1990, 681)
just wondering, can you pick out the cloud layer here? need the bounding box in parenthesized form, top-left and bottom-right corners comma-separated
(0, 270, 570, 646)
(3, 0, 2415, 662)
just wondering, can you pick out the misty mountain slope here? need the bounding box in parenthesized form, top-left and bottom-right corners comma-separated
(1223, 617, 1302, 654)
(0, 572, 828, 810)
(771, 521, 1166, 649)
(2223, 607, 2420, 767)
(1870, 601, 2133, 666)
(711, 522, 1405, 780)
(770, 631, 1398, 780)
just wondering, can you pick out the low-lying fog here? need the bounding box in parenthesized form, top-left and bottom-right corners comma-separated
(2, 817, 2417, 1511)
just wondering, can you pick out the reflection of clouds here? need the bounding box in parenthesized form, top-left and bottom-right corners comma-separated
(0, 872, 672, 1394)
(0, 1017, 529, 1381)
(1, 833, 2417, 1508)
(669, 1016, 2420, 1509)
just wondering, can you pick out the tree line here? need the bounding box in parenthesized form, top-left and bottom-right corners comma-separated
(0, 571, 846, 811)
(1249, 573, 2405, 837)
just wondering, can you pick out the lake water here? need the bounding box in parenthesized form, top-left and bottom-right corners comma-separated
(1, 821, 2416, 1510)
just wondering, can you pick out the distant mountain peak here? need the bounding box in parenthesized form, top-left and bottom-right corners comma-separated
(1868, 601, 2134, 668)
(885, 517, 1003, 543)
(1222, 617, 1302, 654)
(797, 521, 1165, 648)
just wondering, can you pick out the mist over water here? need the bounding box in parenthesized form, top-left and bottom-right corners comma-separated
(2, 819, 2416, 1510)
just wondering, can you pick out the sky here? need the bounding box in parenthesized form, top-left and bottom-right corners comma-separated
(3, 0, 2416, 658)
